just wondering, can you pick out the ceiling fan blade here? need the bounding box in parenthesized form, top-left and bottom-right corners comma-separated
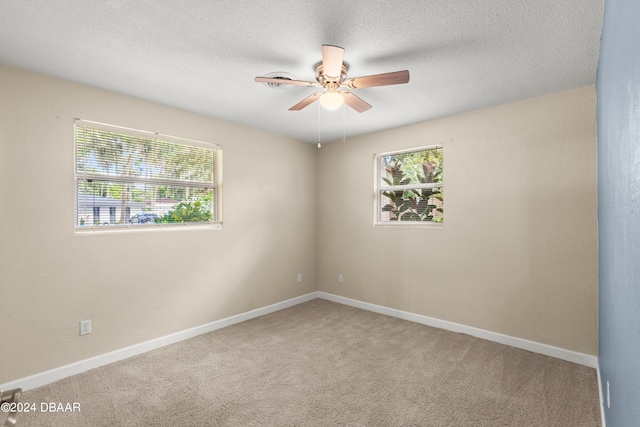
(255, 77, 319, 87)
(322, 45, 345, 79)
(344, 70, 410, 89)
(340, 91, 372, 113)
(289, 92, 322, 111)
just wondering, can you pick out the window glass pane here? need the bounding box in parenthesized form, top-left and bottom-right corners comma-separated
(376, 146, 443, 224)
(380, 147, 443, 187)
(75, 120, 220, 230)
(76, 127, 214, 184)
(379, 187, 443, 222)
(76, 180, 214, 226)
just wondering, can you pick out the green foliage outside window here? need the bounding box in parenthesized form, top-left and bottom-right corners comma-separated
(157, 192, 213, 223)
(380, 147, 443, 222)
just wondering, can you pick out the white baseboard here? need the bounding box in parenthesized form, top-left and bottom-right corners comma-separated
(3, 290, 599, 394)
(317, 292, 598, 369)
(1, 292, 319, 392)
(596, 361, 607, 427)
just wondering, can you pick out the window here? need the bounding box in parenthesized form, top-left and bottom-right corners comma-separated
(375, 145, 443, 224)
(75, 119, 222, 229)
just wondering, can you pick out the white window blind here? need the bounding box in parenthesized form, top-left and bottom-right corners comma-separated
(75, 119, 222, 229)
(375, 145, 443, 224)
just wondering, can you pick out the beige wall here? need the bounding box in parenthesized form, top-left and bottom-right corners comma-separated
(0, 63, 598, 384)
(0, 64, 318, 383)
(317, 86, 598, 355)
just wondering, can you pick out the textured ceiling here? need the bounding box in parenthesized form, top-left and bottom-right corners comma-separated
(0, 0, 603, 143)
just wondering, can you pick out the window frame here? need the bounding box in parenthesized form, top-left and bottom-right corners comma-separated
(74, 119, 223, 232)
(373, 144, 444, 226)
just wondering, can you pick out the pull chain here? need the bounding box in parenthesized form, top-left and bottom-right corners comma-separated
(317, 102, 321, 148)
(342, 103, 346, 143)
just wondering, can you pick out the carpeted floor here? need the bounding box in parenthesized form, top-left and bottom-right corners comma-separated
(10, 299, 600, 426)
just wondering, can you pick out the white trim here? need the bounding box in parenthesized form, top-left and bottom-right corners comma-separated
(597, 361, 607, 427)
(75, 222, 223, 235)
(0, 292, 319, 392)
(376, 143, 444, 157)
(2, 291, 599, 394)
(373, 221, 444, 228)
(317, 292, 598, 368)
(74, 118, 222, 150)
(380, 182, 444, 192)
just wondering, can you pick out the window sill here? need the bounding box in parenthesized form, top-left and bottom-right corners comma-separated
(74, 222, 222, 235)
(373, 221, 443, 228)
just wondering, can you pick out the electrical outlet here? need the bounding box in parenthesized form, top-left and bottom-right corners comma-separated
(338, 274, 344, 284)
(297, 273, 303, 284)
(80, 320, 91, 336)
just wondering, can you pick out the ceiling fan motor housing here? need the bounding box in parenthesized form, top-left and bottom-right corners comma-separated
(315, 63, 349, 85)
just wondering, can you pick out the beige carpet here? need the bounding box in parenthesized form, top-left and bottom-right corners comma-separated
(11, 299, 600, 426)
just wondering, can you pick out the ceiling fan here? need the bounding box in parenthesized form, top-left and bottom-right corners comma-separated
(255, 45, 410, 113)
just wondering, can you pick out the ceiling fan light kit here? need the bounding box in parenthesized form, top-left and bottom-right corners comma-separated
(319, 83, 344, 110)
(255, 44, 409, 113)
